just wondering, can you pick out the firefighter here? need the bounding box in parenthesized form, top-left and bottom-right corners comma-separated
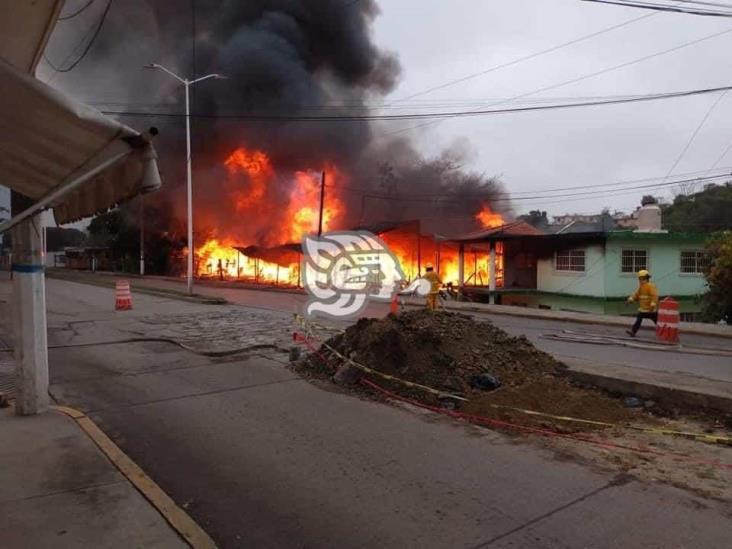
(626, 269, 659, 337)
(423, 263, 441, 311)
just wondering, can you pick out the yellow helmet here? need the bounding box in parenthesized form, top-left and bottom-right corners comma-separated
(637, 269, 650, 278)
(425, 262, 434, 270)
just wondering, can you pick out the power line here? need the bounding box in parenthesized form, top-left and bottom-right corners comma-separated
(98, 84, 732, 121)
(328, 166, 732, 198)
(390, 11, 657, 105)
(581, 0, 732, 16)
(387, 25, 732, 136)
(662, 89, 729, 182)
(332, 173, 731, 204)
(45, 0, 113, 73)
(58, 0, 96, 20)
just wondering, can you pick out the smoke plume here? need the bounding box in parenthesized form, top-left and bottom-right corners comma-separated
(45, 0, 510, 244)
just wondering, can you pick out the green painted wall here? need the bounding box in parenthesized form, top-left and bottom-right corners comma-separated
(604, 234, 708, 298)
(536, 244, 605, 297)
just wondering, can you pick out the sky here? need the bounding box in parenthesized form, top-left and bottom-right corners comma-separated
(17, 0, 732, 228)
(369, 0, 732, 216)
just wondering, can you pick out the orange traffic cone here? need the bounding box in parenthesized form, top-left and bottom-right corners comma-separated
(389, 294, 399, 315)
(115, 280, 133, 310)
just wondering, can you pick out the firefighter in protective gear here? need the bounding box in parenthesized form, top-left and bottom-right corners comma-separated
(422, 263, 441, 311)
(626, 269, 659, 336)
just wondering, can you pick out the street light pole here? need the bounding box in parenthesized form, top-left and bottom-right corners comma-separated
(144, 64, 226, 295)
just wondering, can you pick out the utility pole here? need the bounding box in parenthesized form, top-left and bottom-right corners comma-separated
(10, 190, 49, 415)
(144, 64, 226, 294)
(139, 196, 145, 276)
(317, 170, 326, 237)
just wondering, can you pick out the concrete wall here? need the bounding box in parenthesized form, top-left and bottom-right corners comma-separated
(604, 237, 708, 298)
(536, 244, 605, 297)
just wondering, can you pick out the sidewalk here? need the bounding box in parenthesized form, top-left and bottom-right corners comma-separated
(0, 406, 188, 548)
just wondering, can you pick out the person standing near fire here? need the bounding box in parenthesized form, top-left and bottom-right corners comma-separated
(626, 269, 659, 337)
(422, 263, 441, 311)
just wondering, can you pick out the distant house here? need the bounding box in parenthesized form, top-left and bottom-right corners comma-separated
(449, 202, 709, 319)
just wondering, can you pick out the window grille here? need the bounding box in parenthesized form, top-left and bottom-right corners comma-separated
(680, 251, 709, 274)
(555, 249, 585, 272)
(621, 249, 647, 273)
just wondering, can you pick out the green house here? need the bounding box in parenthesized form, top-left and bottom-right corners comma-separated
(451, 209, 709, 319)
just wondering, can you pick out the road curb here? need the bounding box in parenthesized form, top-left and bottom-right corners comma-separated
(53, 405, 217, 549)
(403, 300, 732, 339)
(561, 361, 732, 415)
(46, 271, 227, 305)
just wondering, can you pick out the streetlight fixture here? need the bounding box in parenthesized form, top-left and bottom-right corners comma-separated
(144, 63, 227, 295)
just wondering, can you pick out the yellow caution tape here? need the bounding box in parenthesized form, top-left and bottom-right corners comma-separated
(294, 315, 732, 446)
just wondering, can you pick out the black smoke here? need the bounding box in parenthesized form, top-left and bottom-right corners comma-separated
(45, 0, 510, 242)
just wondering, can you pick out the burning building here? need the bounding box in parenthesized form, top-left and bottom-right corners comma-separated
(52, 1, 513, 282)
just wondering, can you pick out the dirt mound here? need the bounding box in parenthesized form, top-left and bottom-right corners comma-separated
(305, 309, 637, 429)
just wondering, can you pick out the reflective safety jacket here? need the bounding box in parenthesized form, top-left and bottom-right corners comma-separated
(423, 271, 441, 294)
(630, 281, 659, 313)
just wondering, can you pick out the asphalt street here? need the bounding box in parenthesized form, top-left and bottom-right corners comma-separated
(128, 278, 732, 384)
(37, 278, 732, 548)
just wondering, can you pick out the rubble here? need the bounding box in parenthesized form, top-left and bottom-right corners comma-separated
(303, 309, 640, 429)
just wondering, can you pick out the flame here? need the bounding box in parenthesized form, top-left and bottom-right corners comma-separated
(194, 148, 344, 284)
(476, 204, 504, 229)
(225, 148, 274, 209)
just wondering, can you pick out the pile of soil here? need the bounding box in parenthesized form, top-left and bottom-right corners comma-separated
(304, 310, 638, 429)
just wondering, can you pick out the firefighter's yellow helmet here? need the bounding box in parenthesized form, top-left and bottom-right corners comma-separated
(637, 269, 651, 278)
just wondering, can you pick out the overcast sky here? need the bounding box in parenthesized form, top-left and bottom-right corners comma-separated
(371, 0, 732, 215)
(31, 0, 732, 226)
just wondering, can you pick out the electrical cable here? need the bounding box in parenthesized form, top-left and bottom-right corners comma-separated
(44, 0, 113, 73)
(58, 0, 96, 20)
(391, 11, 657, 105)
(662, 90, 730, 183)
(328, 166, 732, 198)
(581, 0, 732, 16)
(332, 173, 730, 204)
(387, 25, 732, 136)
(98, 84, 732, 121)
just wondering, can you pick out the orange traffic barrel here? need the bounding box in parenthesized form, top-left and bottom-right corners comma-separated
(656, 297, 679, 343)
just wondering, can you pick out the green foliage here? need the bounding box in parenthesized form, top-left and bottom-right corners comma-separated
(45, 227, 86, 251)
(700, 231, 732, 323)
(87, 202, 185, 274)
(662, 183, 732, 232)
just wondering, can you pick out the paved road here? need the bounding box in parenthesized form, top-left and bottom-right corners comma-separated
(108, 276, 732, 383)
(31, 278, 732, 548)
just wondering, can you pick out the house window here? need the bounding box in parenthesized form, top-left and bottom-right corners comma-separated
(555, 249, 585, 272)
(621, 249, 647, 273)
(680, 251, 709, 274)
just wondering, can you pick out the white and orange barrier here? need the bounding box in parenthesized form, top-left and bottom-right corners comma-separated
(115, 280, 133, 311)
(656, 297, 679, 343)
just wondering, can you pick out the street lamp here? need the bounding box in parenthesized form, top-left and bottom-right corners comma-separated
(144, 63, 226, 295)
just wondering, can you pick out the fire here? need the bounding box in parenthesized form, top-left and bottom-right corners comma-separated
(476, 204, 504, 229)
(225, 148, 273, 208)
(283, 170, 344, 243)
(196, 238, 239, 278)
(194, 147, 344, 283)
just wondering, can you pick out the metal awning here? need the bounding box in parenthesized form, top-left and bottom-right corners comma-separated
(0, 0, 161, 230)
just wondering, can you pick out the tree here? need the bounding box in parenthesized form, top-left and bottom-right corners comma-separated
(701, 231, 732, 323)
(45, 227, 85, 251)
(86, 202, 186, 275)
(662, 182, 732, 232)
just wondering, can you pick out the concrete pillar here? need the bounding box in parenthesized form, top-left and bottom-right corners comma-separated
(489, 242, 497, 305)
(10, 204, 49, 415)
